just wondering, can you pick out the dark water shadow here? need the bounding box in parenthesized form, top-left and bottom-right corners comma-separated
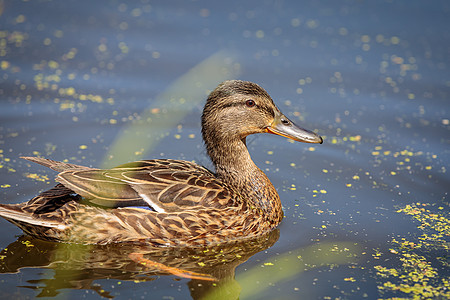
(0, 230, 279, 299)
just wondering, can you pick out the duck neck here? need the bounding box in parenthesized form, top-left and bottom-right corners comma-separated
(206, 136, 282, 222)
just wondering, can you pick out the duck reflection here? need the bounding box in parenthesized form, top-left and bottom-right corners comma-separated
(0, 230, 279, 299)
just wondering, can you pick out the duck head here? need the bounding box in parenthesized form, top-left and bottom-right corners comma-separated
(201, 80, 323, 147)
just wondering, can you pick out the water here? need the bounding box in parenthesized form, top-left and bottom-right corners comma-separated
(0, 0, 449, 299)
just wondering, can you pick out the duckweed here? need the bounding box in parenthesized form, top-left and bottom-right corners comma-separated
(375, 203, 450, 299)
(24, 173, 49, 183)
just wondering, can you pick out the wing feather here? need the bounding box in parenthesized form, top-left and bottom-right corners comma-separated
(49, 159, 234, 212)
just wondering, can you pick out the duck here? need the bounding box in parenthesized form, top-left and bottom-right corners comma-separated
(0, 80, 322, 246)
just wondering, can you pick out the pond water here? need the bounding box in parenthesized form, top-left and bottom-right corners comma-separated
(0, 0, 449, 299)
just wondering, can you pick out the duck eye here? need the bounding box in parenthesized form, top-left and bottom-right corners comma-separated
(245, 99, 255, 107)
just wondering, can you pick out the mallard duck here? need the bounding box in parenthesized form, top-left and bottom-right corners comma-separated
(0, 80, 322, 246)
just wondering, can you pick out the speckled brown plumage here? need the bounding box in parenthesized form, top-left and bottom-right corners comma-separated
(0, 80, 322, 246)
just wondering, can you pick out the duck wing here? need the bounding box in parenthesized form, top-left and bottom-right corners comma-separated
(23, 157, 232, 213)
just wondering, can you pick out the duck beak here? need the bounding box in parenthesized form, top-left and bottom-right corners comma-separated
(265, 111, 323, 144)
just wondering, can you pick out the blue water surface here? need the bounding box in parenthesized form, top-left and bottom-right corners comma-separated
(0, 1, 449, 299)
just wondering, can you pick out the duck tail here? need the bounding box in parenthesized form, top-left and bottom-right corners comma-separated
(0, 204, 66, 238)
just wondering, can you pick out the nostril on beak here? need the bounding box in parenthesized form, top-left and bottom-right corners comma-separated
(281, 118, 290, 126)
